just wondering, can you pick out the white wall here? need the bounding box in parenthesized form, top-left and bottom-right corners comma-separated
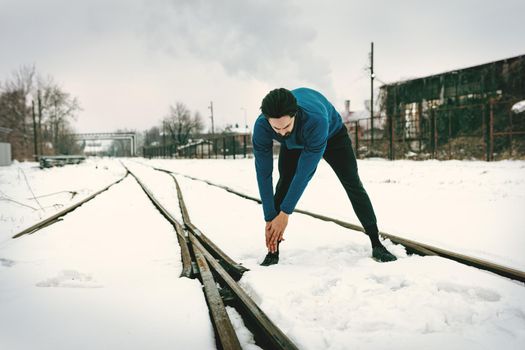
(0, 143, 12, 166)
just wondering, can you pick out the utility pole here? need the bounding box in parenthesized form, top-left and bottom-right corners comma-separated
(241, 107, 247, 131)
(209, 101, 215, 135)
(370, 41, 375, 146)
(31, 100, 38, 160)
(37, 90, 43, 155)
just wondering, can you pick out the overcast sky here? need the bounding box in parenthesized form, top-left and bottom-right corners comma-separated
(1, 0, 523, 133)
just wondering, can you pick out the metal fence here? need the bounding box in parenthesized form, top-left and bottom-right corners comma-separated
(144, 99, 524, 161)
(143, 134, 253, 159)
(351, 98, 524, 160)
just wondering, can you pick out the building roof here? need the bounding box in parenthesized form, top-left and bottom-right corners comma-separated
(380, 54, 524, 88)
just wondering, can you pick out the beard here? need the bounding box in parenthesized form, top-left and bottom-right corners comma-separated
(282, 132, 292, 139)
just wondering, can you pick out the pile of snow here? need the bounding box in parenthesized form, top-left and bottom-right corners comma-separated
(511, 100, 525, 114)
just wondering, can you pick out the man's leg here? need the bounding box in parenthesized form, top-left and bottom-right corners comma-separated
(323, 128, 396, 262)
(261, 144, 301, 266)
(274, 144, 302, 211)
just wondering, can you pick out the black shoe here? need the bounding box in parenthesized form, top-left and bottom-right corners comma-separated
(372, 244, 397, 262)
(260, 251, 279, 266)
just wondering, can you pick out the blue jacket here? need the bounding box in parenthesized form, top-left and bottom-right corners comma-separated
(252, 87, 343, 221)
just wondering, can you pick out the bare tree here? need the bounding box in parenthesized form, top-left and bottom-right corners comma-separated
(0, 65, 81, 159)
(0, 65, 36, 159)
(4, 64, 36, 98)
(43, 83, 80, 149)
(0, 89, 30, 159)
(193, 111, 204, 135)
(144, 126, 161, 146)
(163, 102, 204, 145)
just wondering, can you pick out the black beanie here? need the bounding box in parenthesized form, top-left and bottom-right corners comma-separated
(260, 88, 298, 118)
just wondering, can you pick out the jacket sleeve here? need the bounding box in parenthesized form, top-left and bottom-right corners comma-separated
(253, 122, 278, 221)
(279, 116, 328, 214)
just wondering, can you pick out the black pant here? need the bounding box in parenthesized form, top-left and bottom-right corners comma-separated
(274, 126, 378, 235)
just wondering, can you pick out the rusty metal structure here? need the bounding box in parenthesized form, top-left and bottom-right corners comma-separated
(378, 54, 525, 160)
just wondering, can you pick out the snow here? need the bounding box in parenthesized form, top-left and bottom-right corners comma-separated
(0, 170, 214, 350)
(142, 158, 525, 272)
(172, 170, 525, 350)
(0, 158, 126, 244)
(511, 100, 525, 114)
(1, 157, 524, 349)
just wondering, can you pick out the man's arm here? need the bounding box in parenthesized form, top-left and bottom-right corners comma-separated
(266, 117, 328, 252)
(253, 121, 278, 222)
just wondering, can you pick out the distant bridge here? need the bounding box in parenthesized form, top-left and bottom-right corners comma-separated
(74, 132, 137, 156)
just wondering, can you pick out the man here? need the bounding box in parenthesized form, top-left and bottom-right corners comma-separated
(252, 87, 397, 266)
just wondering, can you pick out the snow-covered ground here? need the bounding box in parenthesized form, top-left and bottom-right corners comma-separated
(174, 171, 525, 350)
(0, 170, 215, 349)
(1, 157, 524, 349)
(0, 158, 126, 244)
(142, 157, 525, 272)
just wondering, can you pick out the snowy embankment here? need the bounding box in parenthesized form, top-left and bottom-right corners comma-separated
(0, 161, 215, 349)
(1, 158, 524, 349)
(172, 166, 525, 350)
(0, 158, 126, 244)
(143, 157, 525, 272)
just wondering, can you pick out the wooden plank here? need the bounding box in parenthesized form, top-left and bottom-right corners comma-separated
(169, 173, 249, 279)
(193, 244, 242, 350)
(127, 166, 248, 279)
(173, 220, 193, 278)
(12, 173, 128, 239)
(171, 174, 192, 224)
(294, 208, 364, 232)
(189, 234, 300, 350)
(384, 233, 525, 283)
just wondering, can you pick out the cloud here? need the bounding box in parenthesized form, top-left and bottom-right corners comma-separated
(142, 0, 333, 92)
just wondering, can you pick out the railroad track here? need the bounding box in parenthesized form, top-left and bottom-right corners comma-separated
(124, 164, 299, 350)
(138, 161, 525, 284)
(11, 163, 300, 349)
(11, 159, 523, 347)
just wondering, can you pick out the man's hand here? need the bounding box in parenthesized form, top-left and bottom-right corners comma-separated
(265, 211, 289, 253)
(265, 222, 273, 251)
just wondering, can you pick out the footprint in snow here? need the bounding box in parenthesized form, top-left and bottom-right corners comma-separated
(36, 270, 103, 289)
(436, 281, 500, 302)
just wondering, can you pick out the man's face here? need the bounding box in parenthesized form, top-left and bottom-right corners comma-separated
(268, 114, 295, 138)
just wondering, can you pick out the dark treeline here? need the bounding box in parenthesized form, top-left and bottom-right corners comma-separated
(0, 65, 81, 160)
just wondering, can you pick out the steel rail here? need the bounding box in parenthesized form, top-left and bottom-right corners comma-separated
(168, 172, 249, 281)
(12, 172, 129, 239)
(125, 167, 193, 278)
(190, 233, 299, 350)
(123, 165, 241, 349)
(144, 163, 525, 284)
(125, 163, 300, 349)
(193, 239, 242, 350)
(169, 171, 299, 350)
